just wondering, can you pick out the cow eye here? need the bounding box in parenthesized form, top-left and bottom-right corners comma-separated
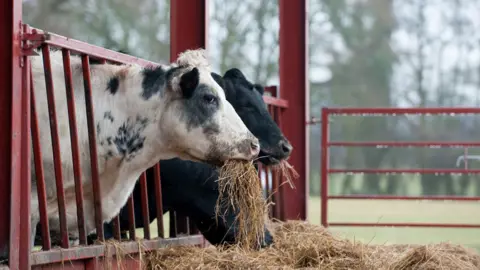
(203, 94, 217, 105)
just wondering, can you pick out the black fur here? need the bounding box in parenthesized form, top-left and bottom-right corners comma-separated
(113, 115, 149, 162)
(106, 76, 119, 95)
(141, 66, 166, 100)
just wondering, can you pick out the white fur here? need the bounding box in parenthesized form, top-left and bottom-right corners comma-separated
(30, 49, 258, 247)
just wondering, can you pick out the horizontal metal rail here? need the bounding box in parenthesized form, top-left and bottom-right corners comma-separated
(31, 235, 204, 266)
(323, 107, 480, 115)
(327, 223, 480, 229)
(328, 141, 480, 147)
(328, 195, 480, 201)
(328, 169, 480, 174)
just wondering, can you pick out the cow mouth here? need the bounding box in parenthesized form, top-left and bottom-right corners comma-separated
(258, 150, 285, 166)
(179, 151, 225, 167)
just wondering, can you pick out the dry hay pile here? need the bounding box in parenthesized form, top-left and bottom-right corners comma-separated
(146, 221, 480, 270)
(143, 160, 479, 269)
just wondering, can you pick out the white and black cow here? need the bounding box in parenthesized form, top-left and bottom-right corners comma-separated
(93, 68, 292, 248)
(30, 49, 260, 248)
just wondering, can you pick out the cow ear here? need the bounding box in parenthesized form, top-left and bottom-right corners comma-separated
(211, 72, 225, 89)
(179, 67, 200, 98)
(253, 84, 264, 95)
(223, 68, 246, 81)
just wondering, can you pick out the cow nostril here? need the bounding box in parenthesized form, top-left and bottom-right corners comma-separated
(250, 142, 260, 150)
(280, 140, 293, 155)
(251, 140, 260, 151)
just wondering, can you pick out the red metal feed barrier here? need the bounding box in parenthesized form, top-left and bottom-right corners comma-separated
(23, 26, 204, 268)
(17, 26, 291, 269)
(320, 107, 480, 229)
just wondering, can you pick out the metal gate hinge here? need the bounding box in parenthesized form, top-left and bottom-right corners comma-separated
(21, 32, 50, 57)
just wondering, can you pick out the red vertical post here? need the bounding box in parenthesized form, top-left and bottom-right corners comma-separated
(18, 25, 32, 270)
(320, 108, 329, 227)
(279, 0, 309, 220)
(0, 0, 22, 266)
(170, 0, 208, 236)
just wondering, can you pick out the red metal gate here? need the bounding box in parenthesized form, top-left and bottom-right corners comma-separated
(319, 107, 480, 229)
(11, 27, 292, 270)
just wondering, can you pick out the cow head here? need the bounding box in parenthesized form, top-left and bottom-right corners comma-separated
(214, 68, 292, 165)
(158, 50, 260, 165)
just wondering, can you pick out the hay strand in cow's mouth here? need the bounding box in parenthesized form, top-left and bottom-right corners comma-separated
(215, 160, 267, 249)
(270, 160, 299, 189)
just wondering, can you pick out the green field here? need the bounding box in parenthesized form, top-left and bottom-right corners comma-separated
(307, 196, 480, 252)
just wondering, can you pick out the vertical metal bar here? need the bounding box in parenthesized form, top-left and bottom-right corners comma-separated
(153, 163, 164, 238)
(463, 147, 468, 170)
(42, 45, 70, 248)
(273, 107, 284, 219)
(19, 24, 32, 270)
(1, 0, 22, 265)
(266, 104, 275, 216)
(127, 196, 136, 240)
(139, 172, 151, 240)
(279, 0, 309, 221)
(320, 108, 329, 227)
(170, 0, 208, 236)
(81, 55, 104, 241)
(31, 62, 51, 251)
(62, 49, 87, 245)
(112, 217, 121, 240)
(277, 106, 286, 221)
(189, 218, 199, 235)
(169, 212, 177, 238)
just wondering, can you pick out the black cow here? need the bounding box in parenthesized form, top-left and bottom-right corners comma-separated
(97, 68, 292, 247)
(34, 67, 291, 248)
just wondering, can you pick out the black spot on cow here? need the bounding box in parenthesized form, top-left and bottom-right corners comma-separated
(104, 111, 114, 122)
(106, 150, 114, 159)
(96, 123, 101, 135)
(106, 136, 113, 145)
(141, 66, 166, 100)
(106, 76, 119, 95)
(113, 116, 149, 162)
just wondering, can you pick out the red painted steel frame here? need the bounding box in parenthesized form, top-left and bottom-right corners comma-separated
(279, 0, 309, 220)
(19, 24, 33, 270)
(0, 0, 24, 268)
(62, 49, 87, 245)
(170, 0, 208, 236)
(16, 26, 210, 269)
(320, 107, 480, 229)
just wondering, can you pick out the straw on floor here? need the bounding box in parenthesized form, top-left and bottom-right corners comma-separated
(146, 220, 480, 270)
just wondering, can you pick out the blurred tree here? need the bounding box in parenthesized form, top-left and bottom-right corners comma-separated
(318, 0, 397, 195)
(23, 0, 171, 63)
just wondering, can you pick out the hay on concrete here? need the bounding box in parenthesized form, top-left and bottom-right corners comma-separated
(146, 220, 480, 270)
(215, 160, 268, 249)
